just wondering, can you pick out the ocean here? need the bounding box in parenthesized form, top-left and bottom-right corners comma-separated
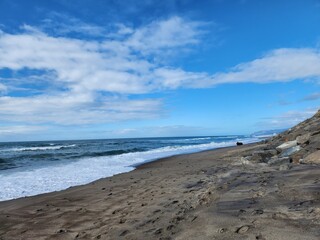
(0, 135, 259, 201)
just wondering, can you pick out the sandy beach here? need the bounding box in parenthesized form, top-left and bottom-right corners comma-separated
(1, 112, 320, 239)
(1, 1, 320, 239)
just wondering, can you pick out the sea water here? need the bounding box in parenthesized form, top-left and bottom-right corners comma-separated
(0, 136, 259, 201)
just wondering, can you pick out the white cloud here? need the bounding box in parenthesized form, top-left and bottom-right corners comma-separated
(0, 125, 46, 135)
(127, 17, 206, 53)
(0, 16, 206, 125)
(106, 125, 215, 138)
(0, 83, 7, 93)
(1, 16, 320, 127)
(302, 92, 320, 101)
(0, 94, 162, 125)
(212, 48, 320, 84)
(40, 12, 107, 37)
(257, 108, 318, 129)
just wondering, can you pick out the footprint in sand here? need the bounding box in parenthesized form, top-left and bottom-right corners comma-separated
(119, 230, 129, 236)
(236, 225, 251, 234)
(154, 228, 163, 235)
(218, 228, 227, 233)
(252, 209, 264, 215)
(256, 234, 266, 240)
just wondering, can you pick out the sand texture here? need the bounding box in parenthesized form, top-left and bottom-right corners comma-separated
(1, 111, 320, 240)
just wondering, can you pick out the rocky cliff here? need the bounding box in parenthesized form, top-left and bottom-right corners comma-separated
(242, 109, 320, 167)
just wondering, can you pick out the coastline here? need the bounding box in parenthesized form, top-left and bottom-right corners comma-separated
(0, 142, 258, 204)
(1, 138, 319, 239)
(0, 138, 258, 202)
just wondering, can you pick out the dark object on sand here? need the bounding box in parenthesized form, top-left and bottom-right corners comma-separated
(236, 142, 243, 146)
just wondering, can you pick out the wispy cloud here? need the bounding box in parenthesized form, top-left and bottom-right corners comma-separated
(106, 125, 215, 138)
(40, 12, 107, 37)
(0, 83, 7, 94)
(256, 108, 318, 129)
(301, 92, 320, 101)
(0, 125, 46, 135)
(212, 48, 320, 85)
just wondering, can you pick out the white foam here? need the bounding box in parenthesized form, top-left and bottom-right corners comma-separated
(1, 144, 76, 152)
(179, 137, 211, 141)
(0, 138, 258, 201)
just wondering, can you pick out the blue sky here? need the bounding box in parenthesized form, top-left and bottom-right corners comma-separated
(0, 0, 320, 141)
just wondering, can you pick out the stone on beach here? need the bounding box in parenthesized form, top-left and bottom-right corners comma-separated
(267, 156, 290, 166)
(304, 150, 320, 164)
(276, 140, 297, 153)
(296, 133, 311, 145)
(246, 149, 277, 163)
(280, 145, 301, 157)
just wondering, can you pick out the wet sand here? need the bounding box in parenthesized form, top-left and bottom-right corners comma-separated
(0, 142, 319, 240)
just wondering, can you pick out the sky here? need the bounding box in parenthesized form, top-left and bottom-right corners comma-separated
(0, 0, 320, 141)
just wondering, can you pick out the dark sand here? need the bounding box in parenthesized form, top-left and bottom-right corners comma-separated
(0, 141, 319, 240)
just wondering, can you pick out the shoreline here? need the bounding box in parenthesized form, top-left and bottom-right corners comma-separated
(0, 140, 259, 203)
(0, 136, 319, 239)
(0, 142, 257, 204)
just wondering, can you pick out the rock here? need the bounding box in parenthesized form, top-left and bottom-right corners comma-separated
(240, 156, 251, 165)
(268, 157, 290, 166)
(250, 150, 277, 163)
(311, 130, 320, 136)
(290, 154, 303, 164)
(296, 133, 311, 145)
(304, 150, 320, 164)
(280, 145, 301, 157)
(304, 125, 311, 131)
(236, 142, 243, 146)
(276, 140, 297, 152)
(279, 164, 291, 171)
(307, 134, 320, 151)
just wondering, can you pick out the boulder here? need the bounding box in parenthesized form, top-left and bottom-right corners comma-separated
(268, 157, 290, 166)
(280, 145, 301, 157)
(304, 150, 320, 164)
(307, 134, 320, 152)
(250, 150, 277, 163)
(296, 133, 311, 145)
(276, 140, 297, 153)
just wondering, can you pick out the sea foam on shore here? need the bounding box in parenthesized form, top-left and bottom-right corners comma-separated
(0, 136, 258, 201)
